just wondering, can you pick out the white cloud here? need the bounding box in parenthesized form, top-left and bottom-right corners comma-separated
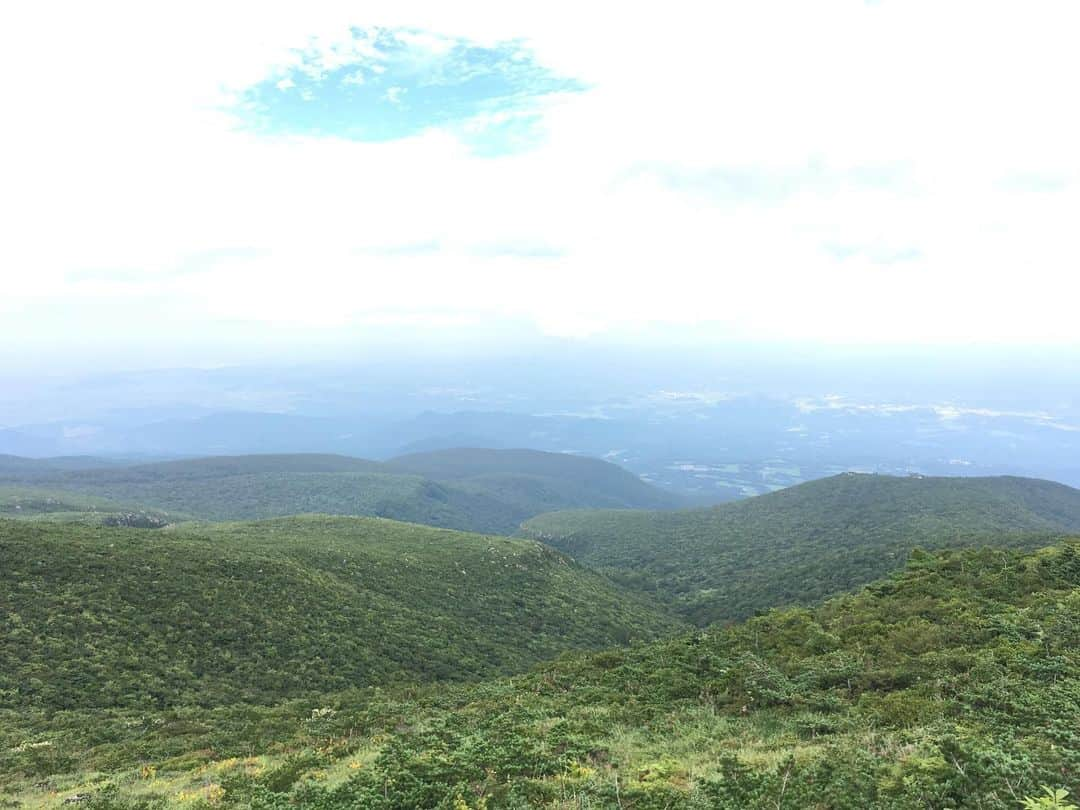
(1, 0, 1079, 365)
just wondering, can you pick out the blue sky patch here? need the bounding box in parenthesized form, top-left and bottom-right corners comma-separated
(236, 27, 583, 152)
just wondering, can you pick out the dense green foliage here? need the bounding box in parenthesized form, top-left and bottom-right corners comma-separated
(0, 486, 176, 526)
(55, 469, 520, 530)
(0, 486, 126, 516)
(523, 473, 1080, 623)
(0, 516, 684, 712)
(5, 541, 1080, 808)
(0, 455, 120, 475)
(0, 451, 677, 535)
(388, 448, 680, 511)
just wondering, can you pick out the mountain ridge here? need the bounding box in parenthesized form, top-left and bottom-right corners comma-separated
(523, 472, 1080, 623)
(0, 449, 678, 535)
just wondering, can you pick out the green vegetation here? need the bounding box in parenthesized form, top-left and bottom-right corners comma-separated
(389, 448, 680, 511)
(0, 486, 176, 526)
(0, 516, 684, 712)
(0, 486, 126, 516)
(0, 451, 678, 535)
(5, 541, 1080, 808)
(49, 469, 520, 530)
(5, 468, 1079, 807)
(523, 473, 1080, 624)
(0, 455, 121, 475)
(1022, 788, 1079, 810)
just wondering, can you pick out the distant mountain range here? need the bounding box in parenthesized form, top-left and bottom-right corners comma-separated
(0, 454, 125, 473)
(6, 376, 1080, 499)
(0, 448, 681, 535)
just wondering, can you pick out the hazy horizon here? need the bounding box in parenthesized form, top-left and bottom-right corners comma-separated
(3, 1, 1079, 372)
(2, 1, 1078, 493)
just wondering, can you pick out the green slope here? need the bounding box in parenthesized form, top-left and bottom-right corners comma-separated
(388, 448, 682, 511)
(78, 453, 390, 478)
(523, 473, 1080, 623)
(0, 486, 127, 516)
(0, 454, 123, 474)
(8, 541, 1080, 808)
(0, 485, 178, 526)
(0, 516, 684, 712)
(45, 469, 515, 527)
(0, 451, 677, 534)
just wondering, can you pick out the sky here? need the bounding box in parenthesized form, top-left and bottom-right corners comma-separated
(2, 1, 1079, 369)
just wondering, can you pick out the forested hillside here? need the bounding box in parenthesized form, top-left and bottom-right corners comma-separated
(6, 541, 1080, 808)
(523, 473, 1080, 623)
(0, 485, 177, 528)
(0, 451, 677, 534)
(388, 447, 681, 510)
(0, 516, 684, 712)
(1, 486, 127, 517)
(0, 454, 122, 475)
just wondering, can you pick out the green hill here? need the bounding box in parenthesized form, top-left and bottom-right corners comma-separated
(388, 448, 681, 511)
(0, 515, 683, 713)
(0, 485, 177, 526)
(50, 467, 508, 527)
(6, 541, 1080, 808)
(0, 451, 677, 534)
(0, 454, 123, 475)
(78, 453, 390, 478)
(523, 473, 1080, 623)
(0, 486, 127, 516)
